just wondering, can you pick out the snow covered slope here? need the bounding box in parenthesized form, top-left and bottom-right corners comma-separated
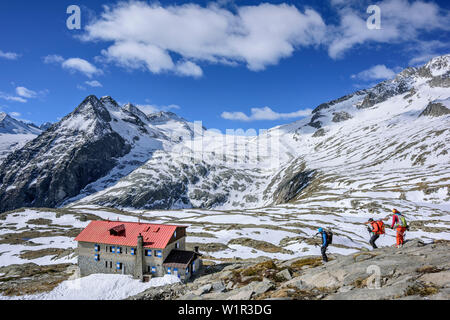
(69, 54, 450, 212)
(0, 112, 41, 135)
(0, 112, 41, 162)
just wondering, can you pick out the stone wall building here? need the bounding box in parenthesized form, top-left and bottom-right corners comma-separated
(74, 220, 202, 282)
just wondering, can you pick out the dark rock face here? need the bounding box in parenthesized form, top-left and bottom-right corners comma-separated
(358, 78, 411, 109)
(428, 74, 450, 88)
(312, 128, 326, 137)
(273, 170, 314, 205)
(0, 96, 131, 213)
(419, 102, 450, 118)
(308, 113, 324, 129)
(332, 111, 352, 123)
(312, 90, 367, 114)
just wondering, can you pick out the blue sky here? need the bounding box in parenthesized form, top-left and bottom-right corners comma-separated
(0, 0, 449, 132)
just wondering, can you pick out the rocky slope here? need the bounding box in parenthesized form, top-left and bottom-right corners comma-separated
(0, 96, 134, 212)
(128, 239, 450, 300)
(0, 96, 200, 213)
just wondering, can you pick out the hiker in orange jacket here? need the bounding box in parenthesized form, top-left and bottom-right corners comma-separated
(390, 209, 408, 248)
(364, 218, 384, 249)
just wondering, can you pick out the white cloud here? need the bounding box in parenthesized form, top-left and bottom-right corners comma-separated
(0, 92, 27, 103)
(9, 112, 21, 117)
(351, 64, 396, 81)
(62, 58, 102, 78)
(40, 0, 449, 78)
(16, 86, 38, 98)
(44, 54, 101, 78)
(328, 0, 450, 59)
(85, 80, 103, 87)
(82, 2, 327, 76)
(0, 50, 19, 60)
(0, 86, 47, 103)
(221, 106, 312, 122)
(43, 55, 65, 64)
(136, 104, 181, 115)
(175, 61, 203, 78)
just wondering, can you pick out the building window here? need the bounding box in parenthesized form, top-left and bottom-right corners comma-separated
(192, 262, 195, 273)
(111, 246, 115, 253)
(131, 248, 136, 256)
(152, 266, 156, 274)
(116, 262, 122, 270)
(174, 268, 179, 277)
(126, 248, 128, 254)
(145, 249, 152, 256)
(175, 242, 179, 249)
(94, 244, 100, 252)
(110, 261, 112, 269)
(186, 268, 189, 275)
(167, 267, 171, 275)
(94, 254, 99, 261)
(117, 247, 122, 254)
(105, 261, 108, 268)
(156, 250, 162, 258)
(174, 231, 176, 238)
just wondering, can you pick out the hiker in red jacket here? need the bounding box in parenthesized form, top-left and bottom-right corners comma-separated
(390, 209, 408, 248)
(364, 218, 385, 249)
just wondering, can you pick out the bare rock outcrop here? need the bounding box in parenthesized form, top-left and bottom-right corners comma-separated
(128, 239, 450, 300)
(419, 101, 450, 118)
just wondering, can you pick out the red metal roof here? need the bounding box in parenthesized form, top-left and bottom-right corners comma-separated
(74, 220, 186, 249)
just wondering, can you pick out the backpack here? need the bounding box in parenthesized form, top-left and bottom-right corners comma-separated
(324, 230, 333, 245)
(375, 220, 385, 235)
(398, 215, 408, 228)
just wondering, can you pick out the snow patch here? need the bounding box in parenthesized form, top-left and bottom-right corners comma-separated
(0, 274, 180, 300)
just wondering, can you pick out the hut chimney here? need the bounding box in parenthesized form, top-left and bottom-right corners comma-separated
(194, 246, 199, 253)
(134, 233, 145, 282)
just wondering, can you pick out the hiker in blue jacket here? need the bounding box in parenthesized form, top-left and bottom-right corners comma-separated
(317, 228, 329, 263)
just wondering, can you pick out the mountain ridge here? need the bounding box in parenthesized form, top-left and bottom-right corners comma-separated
(0, 54, 449, 213)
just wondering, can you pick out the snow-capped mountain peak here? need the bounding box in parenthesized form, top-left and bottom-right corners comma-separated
(122, 103, 150, 121)
(0, 112, 43, 162)
(424, 54, 450, 77)
(0, 112, 41, 135)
